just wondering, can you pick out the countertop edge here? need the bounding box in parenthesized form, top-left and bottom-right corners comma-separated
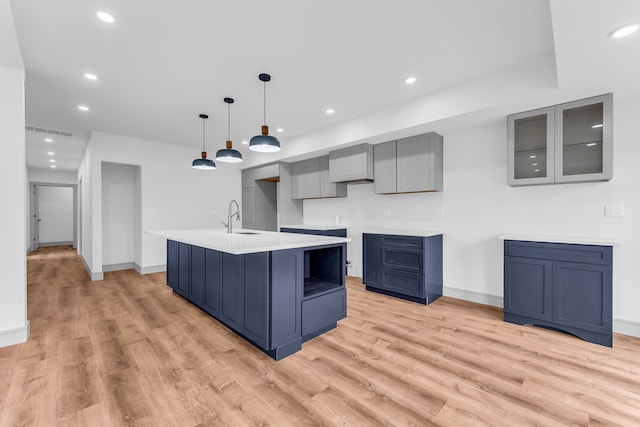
(498, 234, 620, 247)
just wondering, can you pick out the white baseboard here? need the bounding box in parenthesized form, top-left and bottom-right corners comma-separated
(135, 263, 165, 275)
(443, 285, 503, 308)
(103, 262, 134, 272)
(81, 254, 103, 281)
(613, 318, 640, 338)
(0, 321, 30, 348)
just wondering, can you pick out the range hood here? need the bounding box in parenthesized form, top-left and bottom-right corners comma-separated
(329, 143, 374, 184)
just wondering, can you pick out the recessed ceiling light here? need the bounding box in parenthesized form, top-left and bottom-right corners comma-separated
(50, 165, 57, 168)
(532, 163, 538, 166)
(49, 159, 56, 163)
(592, 123, 603, 128)
(96, 11, 115, 23)
(78, 105, 89, 111)
(405, 76, 416, 84)
(44, 138, 53, 142)
(326, 108, 335, 115)
(534, 169, 540, 172)
(47, 152, 54, 155)
(241, 140, 249, 145)
(530, 155, 536, 159)
(610, 23, 639, 39)
(586, 142, 598, 147)
(84, 73, 98, 81)
(276, 128, 284, 133)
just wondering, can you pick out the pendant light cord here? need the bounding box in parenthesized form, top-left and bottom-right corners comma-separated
(202, 117, 205, 151)
(228, 102, 231, 141)
(263, 81, 267, 125)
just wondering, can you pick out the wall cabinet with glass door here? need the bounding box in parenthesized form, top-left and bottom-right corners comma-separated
(507, 94, 612, 186)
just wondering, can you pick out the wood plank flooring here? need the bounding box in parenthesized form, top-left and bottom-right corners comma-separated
(1, 245, 639, 426)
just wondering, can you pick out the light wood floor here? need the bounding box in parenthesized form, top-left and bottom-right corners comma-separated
(1, 246, 639, 426)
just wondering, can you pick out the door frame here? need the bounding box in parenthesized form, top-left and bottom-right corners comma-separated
(30, 182, 78, 252)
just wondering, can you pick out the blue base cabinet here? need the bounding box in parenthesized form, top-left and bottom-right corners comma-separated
(362, 233, 443, 305)
(504, 240, 613, 347)
(166, 240, 346, 360)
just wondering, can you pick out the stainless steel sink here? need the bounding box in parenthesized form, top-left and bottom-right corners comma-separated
(233, 231, 259, 235)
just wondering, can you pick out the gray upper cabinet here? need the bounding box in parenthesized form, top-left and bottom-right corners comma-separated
(374, 132, 443, 194)
(329, 143, 374, 183)
(242, 168, 255, 189)
(253, 162, 280, 181)
(508, 94, 612, 186)
(291, 156, 346, 200)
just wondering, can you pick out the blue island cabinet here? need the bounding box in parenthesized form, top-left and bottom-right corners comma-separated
(166, 240, 346, 360)
(362, 233, 443, 305)
(504, 240, 613, 347)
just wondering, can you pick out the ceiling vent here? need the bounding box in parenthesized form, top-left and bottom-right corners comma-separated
(25, 126, 73, 137)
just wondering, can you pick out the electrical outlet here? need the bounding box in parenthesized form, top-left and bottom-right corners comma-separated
(604, 205, 624, 217)
(433, 207, 444, 217)
(383, 208, 391, 217)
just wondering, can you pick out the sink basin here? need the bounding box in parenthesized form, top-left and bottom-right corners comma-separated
(233, 231, 260, 235)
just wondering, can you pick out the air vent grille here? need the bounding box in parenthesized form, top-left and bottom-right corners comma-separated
(25, 126, 73, 137)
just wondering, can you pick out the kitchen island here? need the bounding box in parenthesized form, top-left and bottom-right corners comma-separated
(149, 228, 349, 360)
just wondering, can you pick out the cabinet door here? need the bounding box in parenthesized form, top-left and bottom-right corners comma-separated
(189, 245, 206, 307)
(175, 242, 190, 298)
(243, 253, 270, 348)
(242, 187, 255, 229)
(362, 234, 380, 288)
(504, 256, 553, 321)
(220, 253, 243, 330)
(203, 249, 221, 317)
(166, 240, 178, 289)
(396, 133, 443, 192)
(271, 249, 303, 348)
(554, 94, 612, 183)
(291, 157, 321, 199)
(553, 261, 612, 334)
(374, 141, 396, 194)
(507, 107, 555, 186)
(320, 155, 347, 198)
(328, 143, 373, 182)
(254, 162, 279, 180)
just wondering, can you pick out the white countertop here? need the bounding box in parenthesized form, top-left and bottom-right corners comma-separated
(280, 224, 347, 231)
(499, 234, 620, 246)
(148, 228, 350, 255)
(363, 229, 444, 238)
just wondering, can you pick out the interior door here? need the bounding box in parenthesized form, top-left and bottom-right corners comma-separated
(35, 185, 74, 247)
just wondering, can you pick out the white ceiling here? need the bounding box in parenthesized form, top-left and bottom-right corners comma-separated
(9, 0, 640, 171)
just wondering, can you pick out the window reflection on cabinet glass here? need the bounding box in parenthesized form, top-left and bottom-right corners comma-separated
(514, 114, 547, 179)
(562, 102, 603, 176)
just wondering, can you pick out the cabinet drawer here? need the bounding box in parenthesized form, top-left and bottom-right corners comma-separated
(381, 235, 423, 249)
(302, 288, 346, 336)
(504, 241, 612, 265)
(381, 248, 423, 272)
(381, 270, 425, 298)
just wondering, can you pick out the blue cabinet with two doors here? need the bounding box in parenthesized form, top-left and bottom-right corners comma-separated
(503, 240, 613, 346)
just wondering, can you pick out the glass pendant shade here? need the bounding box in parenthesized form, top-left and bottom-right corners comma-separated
(216, 98, 243, 162)
(250, 73, 281, 153)
(192, 114, 216, 170)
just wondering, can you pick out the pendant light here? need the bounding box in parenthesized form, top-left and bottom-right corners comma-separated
(192, 114, 216, 170)
(249, 73, 280, 152)
(215, 98, 243, 163)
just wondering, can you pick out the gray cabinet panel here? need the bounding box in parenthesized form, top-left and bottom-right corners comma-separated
(242, 168, 255, 189)
(329, 143, 374, 182)
(254, 163, 280, 180)
(291, 157, 321, 199)
(320, 156, 347, 198)
(373, 141, 396, 194)
(241, 187, 255, 229)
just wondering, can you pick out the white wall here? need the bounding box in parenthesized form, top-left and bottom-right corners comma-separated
(304, 95, 640, 332)
(101, 162, 136, 267)
(79, 131, 241, 278)
(0, 0, 27, 348)
(37, 186, 73, 244)
(28, 166, 77, 185)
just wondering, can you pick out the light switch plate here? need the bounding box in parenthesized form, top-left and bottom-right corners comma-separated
(605, 205, 624, 217)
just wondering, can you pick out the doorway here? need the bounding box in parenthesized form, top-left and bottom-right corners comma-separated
(31, 183, 78, 251)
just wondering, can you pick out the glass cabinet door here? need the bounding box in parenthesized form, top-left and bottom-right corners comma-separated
(508, 107, 555, 186)
(554, 94, 612, 183)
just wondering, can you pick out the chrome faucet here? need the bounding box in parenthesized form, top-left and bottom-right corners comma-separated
(222, 199, 240, 234)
